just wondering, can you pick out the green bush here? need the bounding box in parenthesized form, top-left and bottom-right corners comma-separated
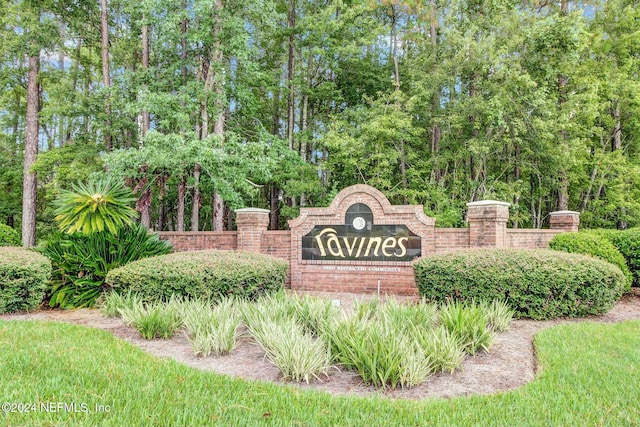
(549, 232, 632, 289)
(413, 249, 627, 320)
(40, 224, 173, 309)
(105, 250, 288, 301)
(610, 229, 640, 287)
(0, 224, 20, 246)
(0, 247, 52, 313)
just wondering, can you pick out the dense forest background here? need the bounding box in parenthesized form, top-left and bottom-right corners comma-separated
(1, 0, 639, 244)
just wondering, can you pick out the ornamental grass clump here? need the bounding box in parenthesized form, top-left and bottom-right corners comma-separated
(181, 298, 241, 357)
(439, 300, 494, 355)
(243, 301, 333, 384)
(382, 297, 439, 332)
(412, 325, 466, 373)
(481, 299, 515, 333)
(327, 314, 432, 389)
(287, 293, 342, 337)
(119, 300, 182, 340)
(99, 290, 144, 318)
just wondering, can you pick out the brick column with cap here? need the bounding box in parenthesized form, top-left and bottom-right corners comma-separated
(549, 210, 580, 232)
(235, 208, 270, 253)
(467, 200, 511, 248)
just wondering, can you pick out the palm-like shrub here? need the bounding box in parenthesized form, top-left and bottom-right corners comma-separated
(41, 224, 173, 308)
(54, 177, 138, 235)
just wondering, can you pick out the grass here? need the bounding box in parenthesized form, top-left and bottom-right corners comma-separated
(118, 300, 182, 340)
(181, 298, 241, 357)
(242, 296, 333, 383)
(439, 300, 495, 355)
(0, 320, 639, 426)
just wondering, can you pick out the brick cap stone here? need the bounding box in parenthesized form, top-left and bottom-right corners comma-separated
(235, 208, 271, 214)
(549, 210, 580, 216)
(467, 200, 511, 207)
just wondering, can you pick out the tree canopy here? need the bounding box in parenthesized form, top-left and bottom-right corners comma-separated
(1, 0, 639, 239)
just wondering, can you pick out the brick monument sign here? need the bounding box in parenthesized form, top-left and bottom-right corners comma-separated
(288, 184, 434, 295)
(159, 184, 580, 295)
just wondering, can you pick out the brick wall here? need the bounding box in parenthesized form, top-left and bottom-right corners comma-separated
(157, 185, 580, 296)
(506, 229, 562, 249)
(435, 229, 470, 252)
(262, 231, 291, 261)
(158, 231, 237, 252)
(262, 230, 292, 285)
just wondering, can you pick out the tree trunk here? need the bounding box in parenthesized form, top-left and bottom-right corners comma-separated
(210, 0, 226, 231)
(287, 0, 296, 150)
(557, 74, 569, 211)
(101, 0, 112, 151)
(269, 184, 282, 230)
(141, 18, 150, 137)
(212, 191, 224, 231)
(22, 54, 39, 247)
(177, 176, 186, 231)
(430, 0, 441, 181)
(181, 1, 188, 83)
(191, 164, 201, 231)
(612, 100, 622, 152)
(390, 5, 400, 91)
(137, 188, 151, 229)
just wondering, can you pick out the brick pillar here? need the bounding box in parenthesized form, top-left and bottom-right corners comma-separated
(550, 210, 580, 232)
(467, 200, 511, 248)
(235, 208, 270, 253)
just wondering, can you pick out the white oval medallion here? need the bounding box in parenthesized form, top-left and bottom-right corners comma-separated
(352, 216, 366, 230)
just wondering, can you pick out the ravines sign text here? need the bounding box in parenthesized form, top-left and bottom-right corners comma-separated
(301, 203, 421, 262)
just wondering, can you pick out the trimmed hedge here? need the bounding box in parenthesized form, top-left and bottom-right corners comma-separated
(105, 250, 288, 301)
(0, 247, 52, 313)
(590, 228, 640, 287)
(0, 224, 20, 246)
(610, 229, 640, 287)
(413, 249, 627, 320)
(549, 232, 632, 289)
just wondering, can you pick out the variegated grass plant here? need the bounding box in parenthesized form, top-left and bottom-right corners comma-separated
(439, 300, 495, 355)
(118, 299, 182, 340)
(242, 296, 333, 384)
(181, 298, 241, 357)
(99, 290, 144, 318)
(481, 299, 516, 332)
(326, 313, 433, 389)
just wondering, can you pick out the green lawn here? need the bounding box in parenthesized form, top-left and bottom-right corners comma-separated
(1, 319, 639, 427)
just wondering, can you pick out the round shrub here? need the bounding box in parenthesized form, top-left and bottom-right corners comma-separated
(105, 250, 288, 301)
(413, 249, 627, 320)
(549, 232, 632, 289)
(0, 224, 20, 246)
(610, 228, 640, 287)
(0, 247, 52, 313)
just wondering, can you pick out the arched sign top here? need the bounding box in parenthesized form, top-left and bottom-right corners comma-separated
(328, 184, 393, 214)
(289, 185, 435, 263)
